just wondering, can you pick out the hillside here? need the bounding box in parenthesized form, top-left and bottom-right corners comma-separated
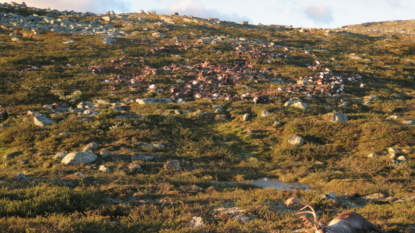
(0, 2, 414, 232)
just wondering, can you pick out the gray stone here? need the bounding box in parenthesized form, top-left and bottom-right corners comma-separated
(83, 142, 99, 151)
(288, 134, 305, 146)
(164, 160, 181, 171)
(99, 165, 111, 172)
(61, 151, 98, 164)
(15, 173, 29, 182)
(34, 115, 54, 127)
(54, 151, 67, 159)
(100, 151, 111, 157)
(103, 37, 116, 45)
(152, 32, 164, 38)
(189, 216, 204, 228)
(128, 164, 143, 173)
(325, 112, 348, 122)
(136, 98, 173, 104)
(284, 100, 308, 110)
(131, 154, 154, 161)
(102, 16, 112, 22)
(260, 110, 270, 117)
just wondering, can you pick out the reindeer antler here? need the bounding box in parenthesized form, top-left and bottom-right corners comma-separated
(285, 197, 320, 230)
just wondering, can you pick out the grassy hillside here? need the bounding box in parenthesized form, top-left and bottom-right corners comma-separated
(0, 3, 414, 233)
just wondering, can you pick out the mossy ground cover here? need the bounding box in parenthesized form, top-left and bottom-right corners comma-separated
(0, 7, 414, 232)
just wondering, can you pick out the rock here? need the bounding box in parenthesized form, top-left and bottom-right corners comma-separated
(103, 37, 116, 45)
(288, 134, 305, 146)
(242, 113, 250, 121)
(362, 193, 386, 202)
(100, 151, 111, 157)
(401, 120, 415, 125)
(102, 16, 112, 22)
(136, 98, 173, 104)
(367, 152, 379, 158)
(189, 216, 204, 228)
(325, 111, 348, 122)
(321, 192, 337, 200)
(11, 37, 22, 42)
(397, 155, 406, 161)
(284, 100, 308, 110)
(260, 110, 270, 117)
(0, 123, 10, 130)
(388, 148, 398, 154)
(83, 142, 99, 151)
(128, 164, 143, 173)
(15, 173, 29, 182)
(164, 160, 181, 171)
(34, 115, 54, 127)
(77, 102, 94, 109)
(99, 165, 111, 172)
(131, 154, 154, 161)
(363, 96, 378, 105)
(54, 151, 67, 159)
(61, 151, 98, 164)
(152, 32, 165, 38)
(215, 115, 228, 122)
(63, 39, 75, 44)
(213, 105, 223, 113)
(387, 115, 398, 120)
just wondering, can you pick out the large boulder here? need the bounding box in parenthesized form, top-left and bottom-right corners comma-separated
(61, 151, 98, 164)
(136, 98, 173, 104)
(34, 115, 54, 127)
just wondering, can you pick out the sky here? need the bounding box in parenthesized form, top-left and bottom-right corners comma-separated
(9, 0, 415, 28)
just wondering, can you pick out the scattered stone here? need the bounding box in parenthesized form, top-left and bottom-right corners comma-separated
(83, 142, 99, 151)
(142, 144, 165, 149)
(367, 152, 379, 158)
(363, 96, 378, 105)
(15, 172, 29, 182)
(61, 151, 98, 164)
(324, 111, 348, 122)
(102, 16, 111, 22)
(189, 217, 204, 228)
(131, 154, 154, 161)
(215, 115, 228, 121)
(128, 164, 143, 173)
(401, 120, 415, 125)
(260, 110, 270, 117)
(152, 32, 165, 38)
(387, 115, 398, 120)
(99, 165, 111, 172)
(63, 39, 75, 44)
(362, 193, 387, 203)
(0, 123, 10, 130)
(164, 160, 181, 171)
(100, 151, 111, 157)
(213, 105, 223, 113)
(34, 115, 54, 127)
(288, 134, 305, 146)
(57, 132, 70, 138)
(284, 100, 308, 110)
(397, 155, 406, 161)
(54, 151, 67, 159)
(136, 98, 173, 104)
(242, 113, 250, 121)
(11, 37, 21, 42)
(103, 37, 116, 45)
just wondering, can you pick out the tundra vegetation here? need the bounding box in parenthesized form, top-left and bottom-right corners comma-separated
(0, 2, 414, 233)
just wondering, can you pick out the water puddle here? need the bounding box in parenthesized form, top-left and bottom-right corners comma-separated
(251, 177, 309, 191)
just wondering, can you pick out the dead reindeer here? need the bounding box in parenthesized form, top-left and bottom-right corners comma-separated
(285, 197, 387, 233)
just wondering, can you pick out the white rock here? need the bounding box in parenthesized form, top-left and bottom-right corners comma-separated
(189, 216, 204, 228)
(99, 165, 111, 172)
(288, 134, 305, 146)
(61, 151, 98, 164)
(54, 151, 67, 159)
(242, 113, 250, 121)
(83, 142, 99, 151)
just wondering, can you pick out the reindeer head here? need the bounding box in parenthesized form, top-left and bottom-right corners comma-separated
(285, 197, 324, 232)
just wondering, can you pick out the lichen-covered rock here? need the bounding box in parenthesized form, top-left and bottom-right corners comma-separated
(61, 151, 98, 164)
(324, 112, 348, 122)
(284, 100, 308, 110)
(189, 216, 204, 228)
(99, 165, 111, 172)
(128, 164, 143, 173)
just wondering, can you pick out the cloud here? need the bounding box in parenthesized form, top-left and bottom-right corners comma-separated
(152, 0, 251, 23)
(304, 3, 334, 25)
(18, 0, 131, 13)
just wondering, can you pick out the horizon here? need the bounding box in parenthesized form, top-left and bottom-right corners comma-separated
(3, 0, 415, 28)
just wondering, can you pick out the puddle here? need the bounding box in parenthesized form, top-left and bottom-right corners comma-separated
(251, 177, 309, 190)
